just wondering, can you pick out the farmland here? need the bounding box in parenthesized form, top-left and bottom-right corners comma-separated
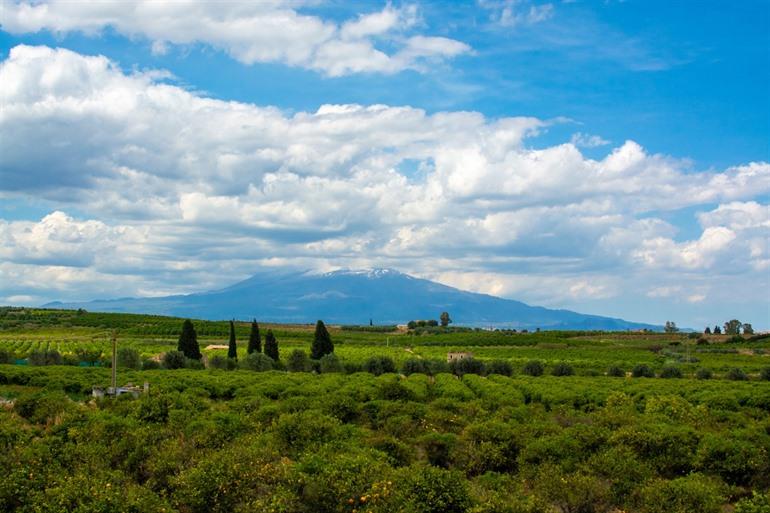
(0, 307, 769, 512)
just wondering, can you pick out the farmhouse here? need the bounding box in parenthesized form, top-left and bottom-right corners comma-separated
(447, 351, 473, 363)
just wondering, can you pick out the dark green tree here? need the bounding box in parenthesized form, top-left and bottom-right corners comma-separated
(264, 329, 279, 361)
(704, 326, 711, 334)
(742, 323, 754, 335)
(227, 320, 237, 360)
(713, 325, 722, 334)
(247, 319, 261, 354)
(664, 321, 679, 333)
(311, 320, 334, 359)
(177, 319, 202, 360)
(440, 311, 452, 327)
(724, 319, 742, 335)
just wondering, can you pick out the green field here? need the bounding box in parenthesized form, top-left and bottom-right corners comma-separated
(0, 307, 769, 512)
(1, 307, 769, 376)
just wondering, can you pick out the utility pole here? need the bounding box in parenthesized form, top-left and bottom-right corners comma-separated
(110, 331, 117, 393)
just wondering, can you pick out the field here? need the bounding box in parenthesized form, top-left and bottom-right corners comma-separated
(0, 307, 769, 512)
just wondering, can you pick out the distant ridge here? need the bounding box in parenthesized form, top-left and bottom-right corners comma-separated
(44, 268, 659, 330)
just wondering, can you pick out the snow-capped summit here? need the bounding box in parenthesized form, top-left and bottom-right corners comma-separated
(46, 268, 657, 330)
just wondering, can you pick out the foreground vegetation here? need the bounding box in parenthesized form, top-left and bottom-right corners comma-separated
(0, 307, 769, 512)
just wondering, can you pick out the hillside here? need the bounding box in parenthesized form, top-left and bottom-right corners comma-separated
(43, 268, 658, 330)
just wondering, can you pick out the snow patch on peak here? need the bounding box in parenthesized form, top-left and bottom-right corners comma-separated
(322, 268, 405, 279)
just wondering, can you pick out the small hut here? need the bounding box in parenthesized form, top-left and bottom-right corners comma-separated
(447, 351, 474, 363)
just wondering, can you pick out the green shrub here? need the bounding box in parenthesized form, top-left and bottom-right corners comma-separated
(632, 364, 655, 378)
(162, 350, 186, 369)
(586, 446, 654, 506)
(522, 360, 544, 376)
(364, 356, 396, 376)
(454, 421, 519, 475)
(239, 353, 274, 372)
(28, 350, 62, 366)
(395, 465, 472, 513)
(551, 362, 574, 376)
(296, 448, 393, 513)
(76, 347, 103, 366)
(534, 466, 610, 513)
(419, 432, 457, 468)
(33, 470, 172, 513)
(369, 434, 412, 467)
(695, 368, 712, 380)
(0, 350, 14, 364)
(486, 360, 513, 376)
(287, 349, 311, 372)
(61, 353, 79, 366)
(379, 379, 415, 402)
(208, 355, 237, 370)
(319, 353, 343, 373)
(735, 491, 770, 513)
(343, 361, 363, 374)
(14, 390, 72, 424)
(142, 359, 160, 370)
(185, 357, 205, 370)
(426, 359, 449, 375)
(695, 435, 769, 486)
(449, 357, 485, 377)
(117, 347, 141, 369)
(273, 411, 341, 453)
(659, 366, 683, 378)
(759, 367, 770, 381)
(638, 474, 723, 513)
(726, 368, 748, 381)
(607, 365, 625, 377)
(402, 358, 430, 375)
(172, 442, 287, 513)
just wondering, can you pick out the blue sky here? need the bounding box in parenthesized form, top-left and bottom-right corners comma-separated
(0, 0, 768, 329)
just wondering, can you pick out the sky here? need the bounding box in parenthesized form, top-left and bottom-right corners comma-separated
(0, 0, 768, 330)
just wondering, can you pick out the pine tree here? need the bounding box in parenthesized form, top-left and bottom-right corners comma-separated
(228, 320, 238, 360)
(311, 320, 334, 360)
(713, 325, 722, 334)
(177, 319, 202, 360)
(247, 319, 261, 354)
(704, 326, 711, 334)
(264, 329, 279, 361)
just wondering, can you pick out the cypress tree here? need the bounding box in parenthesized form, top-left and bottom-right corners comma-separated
(228, 320, 238, 360)
(311, 320, 334, 359)
(247, 319, 261, 354)
(264, 329, 279, 361)
(177, 319, 202, 360)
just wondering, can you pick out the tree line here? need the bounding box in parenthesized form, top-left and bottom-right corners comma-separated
(703, 319, 754, 335)
(171, 318, 334, 371)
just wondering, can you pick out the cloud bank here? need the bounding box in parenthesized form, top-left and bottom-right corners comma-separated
(0, 1, 470, 76)
(0, 45, 768, 326)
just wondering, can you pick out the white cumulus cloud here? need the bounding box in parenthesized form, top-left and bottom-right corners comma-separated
(0, 45, 768, 326)
(0, 1, 471, 76)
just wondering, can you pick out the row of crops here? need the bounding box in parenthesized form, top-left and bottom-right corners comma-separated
(1, 365, 768, 513)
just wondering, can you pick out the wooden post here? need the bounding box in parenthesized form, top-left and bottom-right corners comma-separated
(111, 331, 117, 393)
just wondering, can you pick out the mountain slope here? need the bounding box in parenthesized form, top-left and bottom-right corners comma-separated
(44, 268, 658, 330)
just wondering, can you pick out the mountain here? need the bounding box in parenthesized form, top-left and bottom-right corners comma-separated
(44, 268, 658, 330)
